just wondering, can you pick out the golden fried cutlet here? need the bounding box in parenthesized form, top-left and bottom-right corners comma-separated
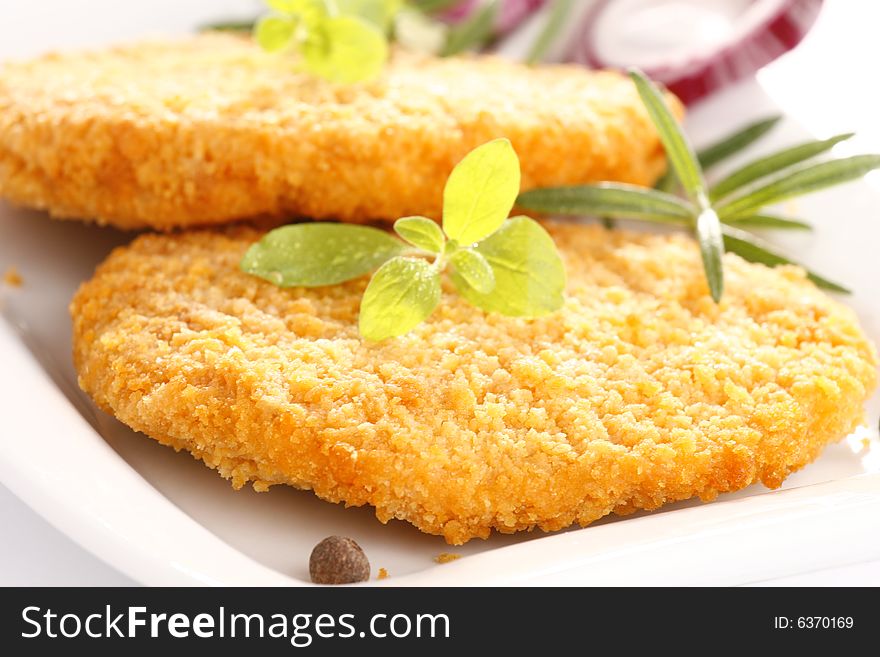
(0, 34, 676, 230)
(71, 224, 877, 544)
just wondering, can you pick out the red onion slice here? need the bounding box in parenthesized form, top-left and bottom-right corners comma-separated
(567, 0, 823, 105)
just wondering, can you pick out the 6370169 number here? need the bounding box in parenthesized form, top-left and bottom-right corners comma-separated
(774, 617, 854, 629)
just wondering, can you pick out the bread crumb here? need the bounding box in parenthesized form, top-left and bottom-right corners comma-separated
(377, 567, 389, 580)
(434, 553, 461, 564)
(3, 266, 23, 287)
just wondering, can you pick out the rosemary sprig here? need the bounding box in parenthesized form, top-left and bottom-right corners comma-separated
(630, 72, 706, 201)
(200, 19, 255, 32)
(630, 70, 724, 301)
(716, 154, 880, 220)
(516, 183, 693, 223)
(721, 227, 849, 293)
(517, 70, 880, 300)
(699, 115, 782, 170)
(710, 133, 853, 201)
(410, 0, 461, 11)
(525, 0, 575, 65)
(723, 214, 811, 231)
(655, 115, 782, 192)
(441, 0, 499, 56)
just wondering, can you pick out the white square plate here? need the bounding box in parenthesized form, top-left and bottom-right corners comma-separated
(1, 0, 879, 586)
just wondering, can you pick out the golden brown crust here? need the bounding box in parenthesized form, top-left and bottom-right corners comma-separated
(0, 34, 675, 230)
(70, 224, 877, 543)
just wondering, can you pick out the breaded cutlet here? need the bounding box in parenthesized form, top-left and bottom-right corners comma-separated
(0, 33, 677, 230)
(70, 224, 877, 544)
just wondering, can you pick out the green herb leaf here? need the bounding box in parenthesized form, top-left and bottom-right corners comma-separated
(717, 154, 880, 220)
(629, 70, 705, 204)
(698, 116, 782, 170)
(301, 15, 388, 83)
(696, 207, 724, 302)
(240, 223, 405, 287)
(453, 216, 565, 317)
(443, 138, 521, 245)
(525, 0, 575, 65)
(394, 216, 446, 253)
(710, 133, 854, 201)
(359, 257, 442, 341)
(723, 214, 812, 231)
(722, 227, 849, 293)
(517, 183, 693, 223)
(255, 15, 296, 52)
(243, 140, 569, 339)
(442, 0, 498, 56)
(450, 248, 495, 294)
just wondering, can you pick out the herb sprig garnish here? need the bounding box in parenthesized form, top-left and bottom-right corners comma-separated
(441, 0, 499, 56)
(653, 115, 782, 193)
(211, 1, 573, 82)
(518, 69, 880, 301)
(241, 139, 565, 341)
(525, 0, 575, 65)
(254, 0, 404, 83)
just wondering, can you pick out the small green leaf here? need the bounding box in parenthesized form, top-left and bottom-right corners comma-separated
(301, 15, 388, 83)
(710, 133, 854, 201)
(696, 207, 724, 302)
(525, 0, 575, 65)
(442, 0, 498, 56)
(453, 216, 565, 317)
(722, 227, 849, 293)
(443, 138, 521, 245)
(240, 223, 405, 287)
(629, 70, 706, 204)
(450, 248, 495, 294)
(723, 214, 812, 231)
(517, 183, 693, 223)
(394, 216, 446, 253)
(717, 154, 880, 220)
(359, 257, 442, 341)
(255, 15, 297, 52)
(698, 116, 782, 170)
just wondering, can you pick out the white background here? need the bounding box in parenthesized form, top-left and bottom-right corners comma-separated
(1, 0, 879, 585)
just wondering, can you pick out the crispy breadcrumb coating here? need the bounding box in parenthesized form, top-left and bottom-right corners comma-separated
(0, 34, 676, 230)
(71, 224, 877, 544)
(434, 553, 462, 564)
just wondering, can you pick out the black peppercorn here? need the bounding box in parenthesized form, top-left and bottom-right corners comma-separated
(309, 536, 371, 585)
